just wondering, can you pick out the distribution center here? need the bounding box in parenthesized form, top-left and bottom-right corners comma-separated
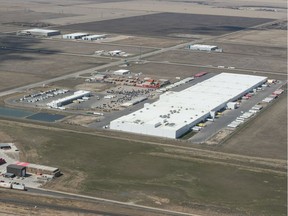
(110, 73, 267, 139)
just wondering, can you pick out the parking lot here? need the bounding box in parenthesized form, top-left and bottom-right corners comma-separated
(0, 144, 46, 189)
(189, 80, 285, 143)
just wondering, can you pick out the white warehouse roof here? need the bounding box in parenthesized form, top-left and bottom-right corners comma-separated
(23, 28, 59, 34)
(47, 90, 90, 108)
(189, 44, 218, 50)
(63, 32, 89, 37)
(114, 69, 130, 75)
(110, 73, 267, 138)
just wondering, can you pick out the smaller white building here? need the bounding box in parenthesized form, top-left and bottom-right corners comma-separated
(108, 50, 122, 56)
(82, 34, 106, 41)
(62, 33, 89, 39)
(113, 69, 130, 76)
(189, 44, 219, 51)
(18, 28, 60, 37)
(47, 90, 90, 108)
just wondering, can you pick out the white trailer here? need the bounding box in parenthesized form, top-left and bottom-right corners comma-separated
(12, 183, 26, 191)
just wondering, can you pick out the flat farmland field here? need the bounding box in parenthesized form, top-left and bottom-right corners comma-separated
(0, 50, 112, 91)
(0, 120, 286, 216)
(0, 35, 155, 56)
(145, 49, 287, 73)
(108, 36, 188, 48)
(217, 29, 287, 47)
(203, 42, 287, 58)
(59, 13, 274, 37)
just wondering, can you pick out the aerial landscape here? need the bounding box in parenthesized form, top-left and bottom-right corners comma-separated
(0, 0, 287, 215)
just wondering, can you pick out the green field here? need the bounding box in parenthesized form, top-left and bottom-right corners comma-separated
(0, 121, 286, 216)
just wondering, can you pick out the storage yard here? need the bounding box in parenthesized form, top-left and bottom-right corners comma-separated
(0, 0, 286, 215)
(0, 142, 61, 190)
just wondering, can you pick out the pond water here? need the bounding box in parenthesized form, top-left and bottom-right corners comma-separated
(0, 107, 65, 122)
(26, 113, 65, 122)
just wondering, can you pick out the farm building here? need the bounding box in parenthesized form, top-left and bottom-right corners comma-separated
(113, 69, 130, 76)
(188, 44, 219, 51)
(17, 28, 60, 37)
(62, 32, 89, 39)
(47, 90, 90, 108)
(6, 164, 26, 177)
(15, 162, 61, 177)
(82, 34, 106, 41)
(110, 73, 267, 139)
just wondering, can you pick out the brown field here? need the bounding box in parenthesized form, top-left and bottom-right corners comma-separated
(203, 42, 287, 58)
(59, 12, 274, 38)
(0, 189, 167, 216)
(108, 36, 187, 48)
(0, 50, 112, 91)
(216, 92, 287, 160)
(0, 120, 286, 216)
(0, 35, 155, 55)
(145, 49, 286, 73)
(217, 29, 287, 47)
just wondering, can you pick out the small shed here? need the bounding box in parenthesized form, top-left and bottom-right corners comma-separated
(7, 164, 26, 177)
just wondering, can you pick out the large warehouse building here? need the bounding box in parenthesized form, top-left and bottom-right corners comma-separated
(17, 28, 61, 37)
(188, 44, 219, 51)
(110, 73, 267, 138)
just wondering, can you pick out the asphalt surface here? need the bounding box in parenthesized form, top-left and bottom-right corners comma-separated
(189, 81, 284, 143)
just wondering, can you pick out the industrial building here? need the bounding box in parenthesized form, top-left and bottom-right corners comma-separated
(188, 44, 220, 52)
(6, 164, 26, 177)
(47, 90, 90, 108)
(17, 28, 61, 37)
(110, 73, 267, 138)
(62, 33, 89, 39)
(15, 162, 61, 177)
(82, 34, 106, 41)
